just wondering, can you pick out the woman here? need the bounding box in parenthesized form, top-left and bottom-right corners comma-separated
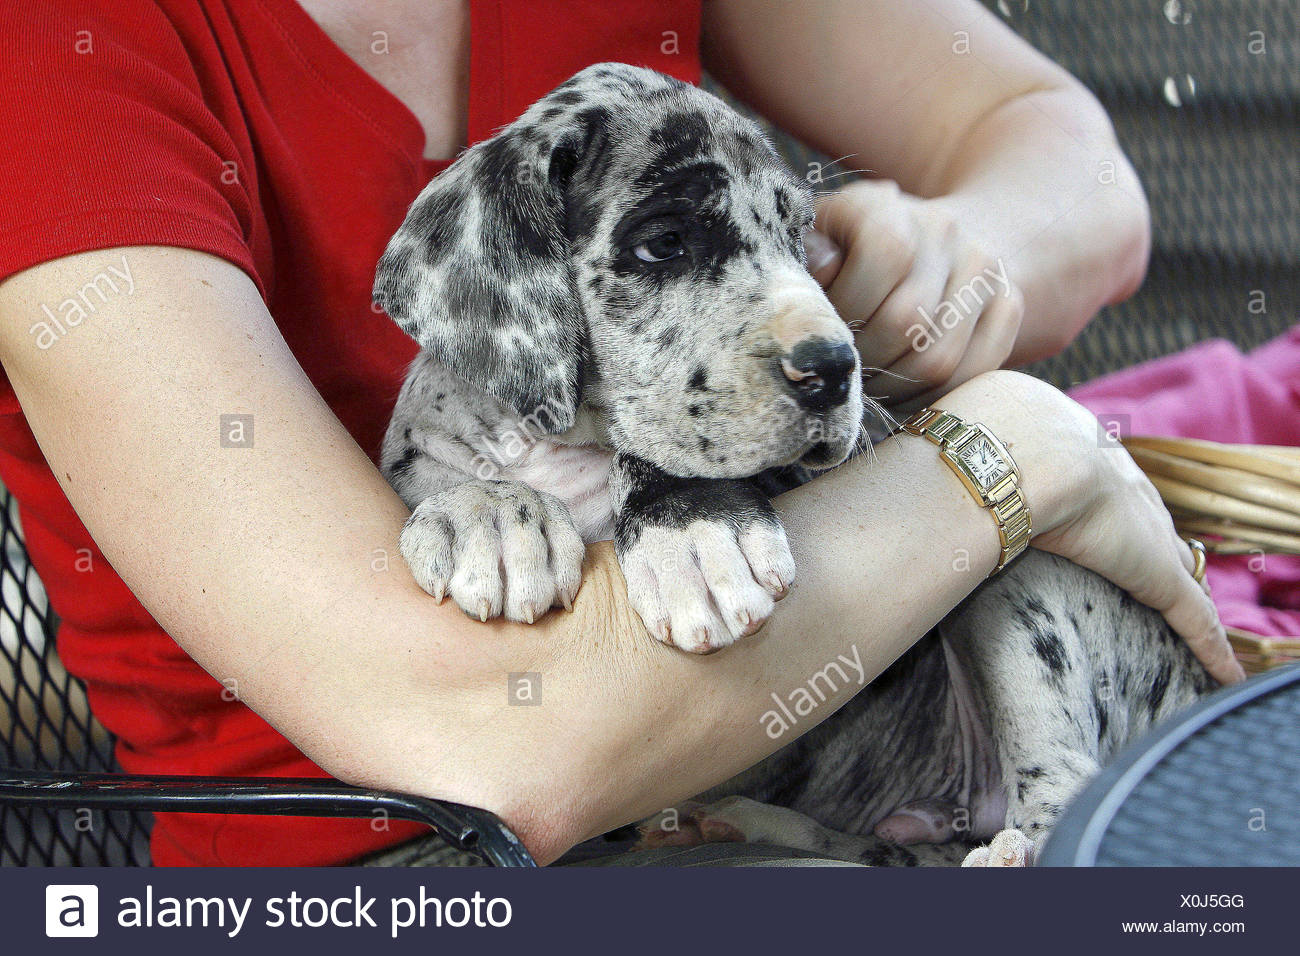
(0, 0, 1240, 866)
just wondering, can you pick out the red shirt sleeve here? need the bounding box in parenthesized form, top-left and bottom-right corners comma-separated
(0, 2, 258, 288)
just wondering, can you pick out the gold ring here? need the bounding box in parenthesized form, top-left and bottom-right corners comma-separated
(1185, 537, 1207, 584)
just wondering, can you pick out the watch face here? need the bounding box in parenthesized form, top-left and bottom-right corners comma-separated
(958, 435, 1010, 490)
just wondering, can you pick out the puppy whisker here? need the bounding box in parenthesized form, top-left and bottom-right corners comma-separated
(861, 366, 923, 385)
(862, 394, 899, 435)
(810, 169, 875, 184)
(820, 152, 863, 170)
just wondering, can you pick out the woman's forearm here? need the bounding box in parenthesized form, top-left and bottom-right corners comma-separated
(394, 417, 1002, 861)
(924, 87, 1150, 363)
(353, 372, 1080, 862)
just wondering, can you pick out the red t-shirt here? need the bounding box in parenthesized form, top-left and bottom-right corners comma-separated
(0, 0, 701, 866)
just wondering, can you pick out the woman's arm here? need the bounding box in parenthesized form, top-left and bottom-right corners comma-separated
(703, 0, 1151, 399)
(0, 248, 1227, 862)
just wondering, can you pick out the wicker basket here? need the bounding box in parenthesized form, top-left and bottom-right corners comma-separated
(1125, 436, 1300, 673)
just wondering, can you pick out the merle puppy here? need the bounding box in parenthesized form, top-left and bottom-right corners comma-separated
(373, 64, 1215, 865)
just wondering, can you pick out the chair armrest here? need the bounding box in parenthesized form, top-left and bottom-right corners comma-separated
(0, 770, 536, 867)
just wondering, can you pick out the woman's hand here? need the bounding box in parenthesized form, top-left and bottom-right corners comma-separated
(809, 179, 1026, 409)
(942, 372, 1245, 686)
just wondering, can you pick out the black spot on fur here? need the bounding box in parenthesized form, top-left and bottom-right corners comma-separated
(613, 455, 777, 548)
(688, 368, 707, 390)
(1093, 689, 1110, 742)
(644, 111, 713, 173)
(612, 159, 756, 283)
(387, 437, 421, 481)
(1031, 630, 1068, 677)
(1148, 660, 1172, 717)
(1015, 600, 1068, 681)
(406, 188, 467, 263)
(774, 189, 790, 220)
(1023, 596, 1054, 620)
(476, 136, 565, 262)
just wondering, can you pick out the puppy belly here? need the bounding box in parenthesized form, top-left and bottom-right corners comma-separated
(748, 634, 1007, 844)
(499, 440, 616, 542)
(870, 644, 1008, 845)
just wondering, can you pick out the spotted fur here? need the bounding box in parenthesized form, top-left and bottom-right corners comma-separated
(376, 64, 862, 648)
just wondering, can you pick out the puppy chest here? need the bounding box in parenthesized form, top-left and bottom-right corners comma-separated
(499, 441, 616, 543)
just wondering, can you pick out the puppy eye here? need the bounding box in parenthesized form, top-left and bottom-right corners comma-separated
(633, 231, 685, 263)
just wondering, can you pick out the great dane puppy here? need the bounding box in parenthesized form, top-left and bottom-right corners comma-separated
(375, 63, 862, 653)
(373, 64, 1216, 865)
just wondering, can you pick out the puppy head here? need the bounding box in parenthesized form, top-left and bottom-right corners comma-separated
(375, 63, 861, 478)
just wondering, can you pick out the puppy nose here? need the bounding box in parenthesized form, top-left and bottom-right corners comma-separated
(780, 340, 857, 411)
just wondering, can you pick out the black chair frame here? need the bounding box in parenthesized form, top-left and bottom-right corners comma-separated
(0, 770, 536, 867)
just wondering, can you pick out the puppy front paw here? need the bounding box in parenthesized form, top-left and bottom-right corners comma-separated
(617, 517, 794, 654)
(400, 480, 585, 623)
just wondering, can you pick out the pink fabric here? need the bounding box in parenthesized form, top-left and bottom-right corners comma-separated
(1068, 325, 1300, 638)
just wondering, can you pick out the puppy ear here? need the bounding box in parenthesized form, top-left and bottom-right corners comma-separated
(374, 114, 589, 432)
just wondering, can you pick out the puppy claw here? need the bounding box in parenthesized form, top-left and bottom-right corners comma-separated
(477, 600, 490, 623)
(692, 630, 721, 654)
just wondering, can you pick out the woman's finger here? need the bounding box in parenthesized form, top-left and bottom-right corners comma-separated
(1154, 572, 1245, 685)
(874, 257, 1002, 402)
(803, 228, 843, 286)
(855, 242, 952, 386)
(903, 285, 1024, 410)
(815, 186, 917, 327)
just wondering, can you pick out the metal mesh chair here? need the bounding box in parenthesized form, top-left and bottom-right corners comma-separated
(0, 490, 149, 865)
(0, 488, 535, 867)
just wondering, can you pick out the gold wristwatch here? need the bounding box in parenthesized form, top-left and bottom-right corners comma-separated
(897, 408, 1032, 573)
